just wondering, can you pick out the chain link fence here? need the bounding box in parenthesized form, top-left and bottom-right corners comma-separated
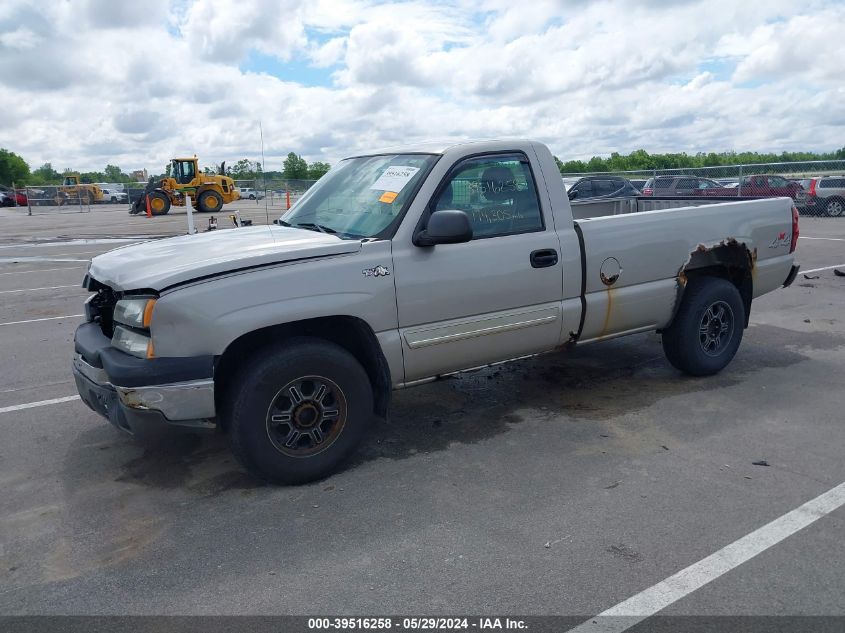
(21, 184, 95, 215)
(233, 179, 317, 209)
(561, 159, 845, 216)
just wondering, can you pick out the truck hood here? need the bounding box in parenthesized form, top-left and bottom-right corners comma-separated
(88, 225, 362, 291)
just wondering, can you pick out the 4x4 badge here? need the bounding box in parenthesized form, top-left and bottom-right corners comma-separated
(362, 265, 391, 277)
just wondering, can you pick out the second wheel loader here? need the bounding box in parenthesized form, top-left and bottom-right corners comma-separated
(131, 156, 239, 216)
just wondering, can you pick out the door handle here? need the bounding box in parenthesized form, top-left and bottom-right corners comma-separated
(530, 249, 558, 268)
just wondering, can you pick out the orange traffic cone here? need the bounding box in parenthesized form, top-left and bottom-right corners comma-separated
(145, 194, 152, 218)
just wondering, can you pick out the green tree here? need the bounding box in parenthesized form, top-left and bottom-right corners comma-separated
(556, 146, 845, 174)
(30, 162, 61, 185)
(307, 161, 331, 180)
(0, 149, 30, 185)
(103, 164, 128, 182)
(79, 171, 104, 184)
(230, 158, 259, 179)
(282, 152, 308, 179)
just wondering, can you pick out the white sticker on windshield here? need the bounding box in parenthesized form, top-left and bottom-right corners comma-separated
(370, 166, 421, 192)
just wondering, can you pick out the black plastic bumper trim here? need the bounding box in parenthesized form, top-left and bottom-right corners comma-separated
(74, 323, 214, 387)
(74, 321, 110, 368)
(783, 264, 800, 288)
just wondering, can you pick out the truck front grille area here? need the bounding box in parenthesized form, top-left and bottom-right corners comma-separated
(84, 281, 118, 338)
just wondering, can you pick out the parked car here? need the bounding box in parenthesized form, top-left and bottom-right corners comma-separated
(101, 189, 128, 204)
(0, 185, 27, 206)
(804, 176, 845, 217)
(643, 174, 807, 205)
(74, 139, 799, 484)
(737, 175, 807, 205)
(567, 176, 640, 200)
(239, 187, 265, 200)
(642, 176, 726, 196)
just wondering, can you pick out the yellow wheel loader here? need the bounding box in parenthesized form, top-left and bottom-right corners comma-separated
(130, 157, 239, 216)
(55, 175, 104, 206)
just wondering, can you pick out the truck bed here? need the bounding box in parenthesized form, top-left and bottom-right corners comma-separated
(569, 197, 796, 343)
(570, 195, 783, 220)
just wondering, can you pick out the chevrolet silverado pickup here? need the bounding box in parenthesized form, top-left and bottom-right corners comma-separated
(73, 140, 800, 484)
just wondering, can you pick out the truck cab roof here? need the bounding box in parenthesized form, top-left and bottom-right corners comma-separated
(348, 138, 544, 158)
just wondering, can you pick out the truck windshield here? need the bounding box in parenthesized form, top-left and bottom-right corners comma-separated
(280, 154, 438, 239)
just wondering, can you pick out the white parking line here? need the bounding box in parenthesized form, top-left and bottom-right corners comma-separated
(0, 395, 79, 414)
(0, 285, 81, 294)
(800, 264, 845, 275)
(0, 238, 139, 250)
(799, 236, 845, 241)
(567, 480, 845, 633)
(0, 314, 84, 327)
(0, 266, 85, 276)
(0, 257, 89, 263)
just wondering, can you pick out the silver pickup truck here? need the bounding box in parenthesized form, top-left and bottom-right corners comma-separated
(73, 140, 800, 483)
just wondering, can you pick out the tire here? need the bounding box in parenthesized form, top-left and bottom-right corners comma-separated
(148, 190, 171, 215)
(824, 197, 844, 217)
(662, 277, 745, 377)
(198, 189, 224, 213)
(225, 337, 373, 485)
(249, 194, 256, 200)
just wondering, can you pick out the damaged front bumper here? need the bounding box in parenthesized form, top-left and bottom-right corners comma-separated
(72, 322, 217, 438)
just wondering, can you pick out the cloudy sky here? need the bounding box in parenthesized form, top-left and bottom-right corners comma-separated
(0, 0, 843, 173)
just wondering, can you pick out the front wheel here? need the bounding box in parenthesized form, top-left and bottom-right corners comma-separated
(662, 277, 745, 376)
(148, 190, 171, 215)
(225, 337, 373, 484)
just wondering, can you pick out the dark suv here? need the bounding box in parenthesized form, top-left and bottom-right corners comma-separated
(567, 176, 640, 201)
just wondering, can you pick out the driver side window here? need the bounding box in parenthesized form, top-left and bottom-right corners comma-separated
(431, 154, 544, 239)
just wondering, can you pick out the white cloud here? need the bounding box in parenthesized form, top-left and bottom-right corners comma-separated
(0, 0, 841, 175)
(182, 0, 308, 63)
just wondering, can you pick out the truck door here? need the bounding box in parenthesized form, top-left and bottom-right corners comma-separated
(391, 153, 563, 382)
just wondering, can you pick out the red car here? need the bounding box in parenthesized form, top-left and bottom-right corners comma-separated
(642, 174, 806, 204)
(0, 186, 27, 206)
(736, 175, 806, 203)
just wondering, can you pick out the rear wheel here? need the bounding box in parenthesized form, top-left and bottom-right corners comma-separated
(662, 277, 745, 376)
(825, 198, 844, 217)
(148, 190, 171, 215)
(198, 189, 223, 213)
(225, 337, 373, 484)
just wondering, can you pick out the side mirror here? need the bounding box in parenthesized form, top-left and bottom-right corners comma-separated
(568, 189, 578, 200)
(414, 209, 473, 246)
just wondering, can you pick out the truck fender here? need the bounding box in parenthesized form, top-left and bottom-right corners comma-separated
(670, 239, 755, 329)
(213, 316, 393, 423)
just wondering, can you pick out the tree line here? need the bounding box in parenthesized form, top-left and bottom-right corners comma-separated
(0, 149, 333, 186)
(555, 147, 845, 174)
(216, 154, 331, 182)
(5, 145, 845, 187)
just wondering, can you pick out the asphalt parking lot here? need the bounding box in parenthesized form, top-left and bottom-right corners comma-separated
(0, 205, 843, 622)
